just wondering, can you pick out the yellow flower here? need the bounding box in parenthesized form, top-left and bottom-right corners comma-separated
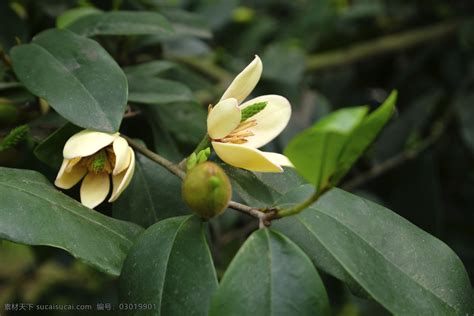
(54, 130, 135, 209)
(207, 55, 293, 172)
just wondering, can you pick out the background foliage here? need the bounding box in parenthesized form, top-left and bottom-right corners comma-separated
(1, 0, 474, 315)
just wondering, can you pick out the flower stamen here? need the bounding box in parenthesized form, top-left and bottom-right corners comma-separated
(80, 148, 115, 174)
(213, 119, 257, 145)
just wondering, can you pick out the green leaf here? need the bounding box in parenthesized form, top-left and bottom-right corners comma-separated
(274, 186, 474, 314)
(285, 106, 368, 188)
(128, 77, 194, 104)
(113, 152, 190, 228)
(56, 7, 102, 29)
(285, 91, 397, 189)
(0, 167, 143, 276)
(210, 229, 330, 316)
(120, 216, 217, 315)
(141, 106, 182, 162)
(123, 60, 176, 79)
(152, 102, 207, 145)
(332, 90, 397, 183)
(11, 29, 128, 133)
(34, 123, 82, 169)
(222, 165, 305, 207)
(161, 9, 212, 39)
(67, 11, 173, 37)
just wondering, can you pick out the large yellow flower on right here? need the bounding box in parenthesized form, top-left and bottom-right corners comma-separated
(207, 55, 293, 172)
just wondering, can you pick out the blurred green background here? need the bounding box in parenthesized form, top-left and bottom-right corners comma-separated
(1, 0, 473, 315)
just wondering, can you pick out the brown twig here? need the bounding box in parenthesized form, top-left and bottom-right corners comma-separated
(123, 135, 273, 222)
(122, 135, 186, 180)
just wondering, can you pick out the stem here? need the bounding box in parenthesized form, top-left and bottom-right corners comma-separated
(277, 187, 330, 218)
(228, 201, 265, 219)
(178, 134, 211, 169)
(123, 135, 269, 220)
(123, 135, 186, 180)
(193, 134, 211, 154)
(306, 19, 461, 70)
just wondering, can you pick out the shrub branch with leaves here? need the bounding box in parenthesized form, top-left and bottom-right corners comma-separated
(0, 2, 473, 316)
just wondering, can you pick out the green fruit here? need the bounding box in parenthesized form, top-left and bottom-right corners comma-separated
(182, 162, 232, 220)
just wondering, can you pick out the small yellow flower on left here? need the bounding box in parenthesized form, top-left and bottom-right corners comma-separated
(54, 130, 135, 209)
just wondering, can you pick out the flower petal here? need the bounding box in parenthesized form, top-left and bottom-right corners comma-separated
(112, 136, 131, 175)
(260, 152, 294, 168)
(109, 148, 135, 202)
(63, 130, 118, 159)
(212, 141, 283, 172)
(207, 98, 241, 139)
(55, 159, 87, 189)
(220, 55, 262, 104)
(80, 172, 110, 209)
(239, 94, 291, 148)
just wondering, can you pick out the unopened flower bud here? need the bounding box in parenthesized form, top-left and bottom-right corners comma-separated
(182, 162, 232, 220)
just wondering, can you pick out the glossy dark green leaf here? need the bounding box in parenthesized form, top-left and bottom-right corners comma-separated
(11, 29, 128, 132)
(128, 77, 194, 105)
(34, 123, 81, 169)
(161, 9, 212, 39)
(285, 91, 397, 189)
(67, 11, 173, 37)
(332, 90, 397, 183)
(0, 167, 143, 276)
(274, 186, 474, 314)
(113, 152, 190, 227)
(141, 106, 182, 162)
(223, 166, 304, 207)
(285, 106, 367, 188)
(56, 7, 102, 29)
(210, 229, 330, 316)
(124, 60, 176, 79)
(120, 216, 217, 315)
(152, 102, 207, 145)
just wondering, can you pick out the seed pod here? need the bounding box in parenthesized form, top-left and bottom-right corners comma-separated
(182, 162, 232, 220)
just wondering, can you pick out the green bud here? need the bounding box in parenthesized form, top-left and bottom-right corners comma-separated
(196, 151, 207, 164)
(182, 162, 232, 220)
(186, 152, 198, 171)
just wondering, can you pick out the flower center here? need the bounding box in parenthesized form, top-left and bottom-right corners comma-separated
(217, 119, 257, 144)
(82, 148, 115, 174)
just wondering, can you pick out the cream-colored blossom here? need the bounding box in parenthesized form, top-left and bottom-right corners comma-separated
(207, 55, 293, 172)
(55, 130, 135, 209)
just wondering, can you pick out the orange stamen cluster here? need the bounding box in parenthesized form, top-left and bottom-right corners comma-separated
(217, 119, 257, 144)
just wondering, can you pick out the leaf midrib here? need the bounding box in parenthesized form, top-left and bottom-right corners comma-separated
(135, 163, 159, 222)
(29, 40, 111, 129)
(0, 180, 135, 245)
(296, 208, 457, 313)
(158, 216, 193, 313)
